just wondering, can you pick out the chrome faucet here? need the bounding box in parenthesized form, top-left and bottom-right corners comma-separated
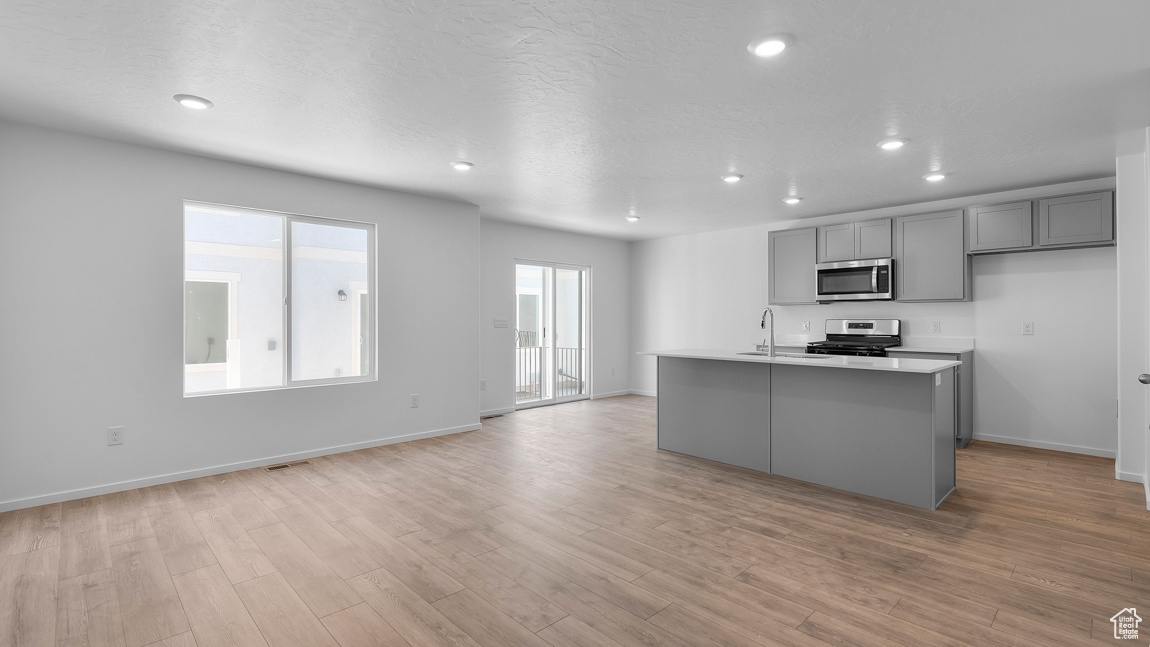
(758, 308, 775, 357)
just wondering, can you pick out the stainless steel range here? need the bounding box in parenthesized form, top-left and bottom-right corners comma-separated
(806, 319, 901, 357)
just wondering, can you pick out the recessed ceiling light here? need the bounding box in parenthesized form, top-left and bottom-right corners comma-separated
(173, 94, 213, 110)
(923, 173, 947, 182)
(452, 161, 474, 171)
(748, 34, 793, 58)
(783, 197, 803, 204)
(878, 139, 908, 151)
(723, 174, 743, 183)
(625, 216, 640, 222)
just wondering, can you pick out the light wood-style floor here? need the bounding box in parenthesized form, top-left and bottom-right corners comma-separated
(2, 394, 1148, 646)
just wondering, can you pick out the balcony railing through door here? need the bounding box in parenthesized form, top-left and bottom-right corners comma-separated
(515, 345, 584, 403)
(555, 346, 584, 398)
(515, 339, 541, 403)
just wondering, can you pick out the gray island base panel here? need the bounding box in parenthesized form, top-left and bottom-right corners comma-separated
(656, 357, 773, 474)
(655, 354, 956, 510)
(771, 363, 955, 510)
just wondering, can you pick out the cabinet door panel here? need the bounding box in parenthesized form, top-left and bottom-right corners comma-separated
(855, 219, 892, 259)
(895, 210, 967, 301)
(657, 357, 771, 474)
(1038, 191, 1113, 246)
(817, 223, 855, 263)
(769, 228, 817, 304)
(888, 350, 973, 448)
(968, 201, 1032, 252)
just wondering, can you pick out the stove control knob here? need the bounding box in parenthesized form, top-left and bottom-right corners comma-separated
(1140, 374, 1150, 385)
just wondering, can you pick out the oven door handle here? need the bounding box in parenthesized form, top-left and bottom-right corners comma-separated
(871, 267, 879, 294)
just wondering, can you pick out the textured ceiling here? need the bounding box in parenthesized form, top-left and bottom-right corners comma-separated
(1, 0, 1148, 240)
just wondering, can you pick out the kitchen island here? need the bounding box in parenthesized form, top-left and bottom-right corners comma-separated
(644, 349, 960, 509)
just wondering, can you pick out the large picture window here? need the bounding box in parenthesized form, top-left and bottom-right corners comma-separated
(184, 201, 375, 396)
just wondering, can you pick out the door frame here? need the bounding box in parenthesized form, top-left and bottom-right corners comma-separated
(513, 259, 592, 410)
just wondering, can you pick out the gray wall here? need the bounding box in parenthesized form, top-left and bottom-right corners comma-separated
(0, 121, 481, 510)
(0, 118, 1130, 510)
(480, 219, 632, 416)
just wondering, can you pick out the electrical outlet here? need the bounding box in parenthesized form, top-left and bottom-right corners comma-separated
(931, 322, 941, 334)
(1022, 322, 1035, 335)
(802, 321, 811, 332)
(410, 394, 419, 408)
(480, 379, 487, 391)
(107, 426, 124, 446)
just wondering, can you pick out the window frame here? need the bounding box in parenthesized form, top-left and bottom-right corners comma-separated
(183, 200, 377, 397)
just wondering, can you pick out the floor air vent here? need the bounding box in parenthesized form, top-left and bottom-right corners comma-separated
(266, 460, 311, 472)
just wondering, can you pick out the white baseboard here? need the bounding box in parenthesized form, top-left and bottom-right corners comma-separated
(1145, 480, 1149, 511)
(480, 407, 514, 418)
(592, 389, 638, 399)
(630, 389, 657, 397)
(971, 433, 1115, 458)
(0, 422, 480, 513)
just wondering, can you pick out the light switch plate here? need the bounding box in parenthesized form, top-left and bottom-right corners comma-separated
(802, 321, 811, 331)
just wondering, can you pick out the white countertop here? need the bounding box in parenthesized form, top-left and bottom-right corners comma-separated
(640, 348, 961, 374)
(891, 337, 975, 353)
(774, 335, 975, 354)
(889, 345, 975, 354)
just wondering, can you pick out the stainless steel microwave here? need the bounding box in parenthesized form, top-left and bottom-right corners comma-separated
(815, 258, 894, 301)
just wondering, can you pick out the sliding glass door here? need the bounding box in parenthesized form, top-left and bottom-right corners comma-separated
(515, 264, 549, 404)
(515, 261, 589, 407)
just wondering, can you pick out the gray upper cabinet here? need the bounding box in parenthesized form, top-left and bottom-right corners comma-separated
(817, 223, 855, 263)
(768, 227, 817, 305)
(894, 210, 969, 301)
(856, 219, 893, 259)
(816, 219, 892, 263)
(967, 201, 1032, 252)
(1038, 191, 1114, 247)
(967, 190, 1113, 254)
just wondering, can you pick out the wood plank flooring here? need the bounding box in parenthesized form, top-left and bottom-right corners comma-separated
(2, 394, 1148, 646)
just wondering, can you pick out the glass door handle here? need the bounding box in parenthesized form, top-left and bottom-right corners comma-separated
(1139, 374, 1150, 384)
